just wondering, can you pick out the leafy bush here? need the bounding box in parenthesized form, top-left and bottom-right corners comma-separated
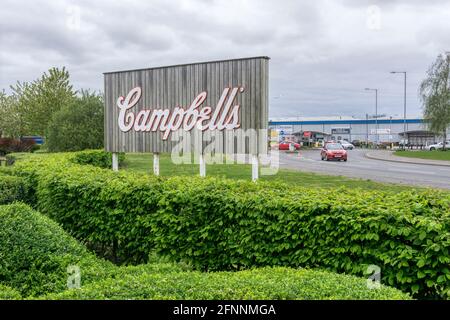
(0, 203, 408, 301)
(37, 159, 160, 263)
(45, 91, 103, 152)
(0, 285, 22, 300)
(44, 267, 410, 300)
(0, 203, 114, 297)
(151, 179, 450, 299)
(5, 154, 16, 166)
(70, 150, 125, 169)
(0, 172, 27, 205)
(9, 152, 450, 299)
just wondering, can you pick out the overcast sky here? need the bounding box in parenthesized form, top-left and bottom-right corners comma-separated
(1, 0, 449, 118)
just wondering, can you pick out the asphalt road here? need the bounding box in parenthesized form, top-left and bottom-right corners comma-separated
(279, 149, 450, 189)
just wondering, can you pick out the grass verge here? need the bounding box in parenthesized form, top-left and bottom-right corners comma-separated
(394, 150, 450, 161)
(123, 152, 425, 192)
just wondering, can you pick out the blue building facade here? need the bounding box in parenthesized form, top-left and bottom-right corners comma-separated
(268, 117, 439, 144)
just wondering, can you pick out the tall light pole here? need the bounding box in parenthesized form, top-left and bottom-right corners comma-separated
(389, 116, 393, 147)
(365, 88, 378, 147)
(446, 52, 450, 147)
(365, 113, 369, 147)
(390, 71, 407, 150)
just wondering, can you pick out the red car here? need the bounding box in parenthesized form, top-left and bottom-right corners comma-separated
(321, 143, 347, 161)
(278, 141, 301, 150)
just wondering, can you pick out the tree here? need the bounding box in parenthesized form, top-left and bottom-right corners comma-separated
(45, 90, 104, 152)
(1, 67, 75, 139)
(10, 67, 76, 136)
(419, 53, 450, 150)
(0, 90, 24, 138)
(0, 91, 9, 137)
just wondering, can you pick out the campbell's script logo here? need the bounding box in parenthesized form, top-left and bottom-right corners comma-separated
(117, 86, 244, 140)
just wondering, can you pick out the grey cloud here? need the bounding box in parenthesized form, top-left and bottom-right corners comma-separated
(1, 0, 448, 118)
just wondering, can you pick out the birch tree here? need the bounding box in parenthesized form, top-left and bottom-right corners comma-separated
(419, 53, 450, 150)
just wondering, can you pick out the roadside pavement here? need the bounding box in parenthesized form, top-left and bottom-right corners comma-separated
(365, 150, 450, 167)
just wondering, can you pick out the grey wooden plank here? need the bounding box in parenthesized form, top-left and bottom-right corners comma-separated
(104, 57, 269, 154)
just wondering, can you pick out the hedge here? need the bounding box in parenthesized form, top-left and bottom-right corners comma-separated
(0, 203, 408, 300)
(0, 202, 191, 299)
(9, 152, 450, 299)
(0, 171, 27, 205)
(44, 267, 410, 300)
(70, 150, 125, 169)
(0, 203, 114, 297)
(0, 285, 22, 300)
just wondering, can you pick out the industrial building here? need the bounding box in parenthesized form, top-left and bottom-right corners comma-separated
(269, 116, 449, 147)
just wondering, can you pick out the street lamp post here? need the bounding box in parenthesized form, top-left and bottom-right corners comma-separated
(365, 113, 369, 147)
(365, 88, 378, 147)
(390, 71, 407, 150)
(389, 116, 393, 148)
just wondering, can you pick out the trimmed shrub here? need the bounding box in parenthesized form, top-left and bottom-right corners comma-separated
(0, 285, 22, 300)
(0, 203, 407, 301)
(44, 267, 411, 300)
(0, 172, 27, 204)
(0, 203, 114, 297)
(9, 152, 450, 299)
(70, 150, 125, 169)
(151, 178, 450, 299)
(5, 154, 16, 166)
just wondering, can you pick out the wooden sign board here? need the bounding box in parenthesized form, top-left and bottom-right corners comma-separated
(104, 57, 269, 155)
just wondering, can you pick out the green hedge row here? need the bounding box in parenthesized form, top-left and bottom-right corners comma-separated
(0, 203, 188, 298)
(0, 172, 26, 205)
(0, 203, 408, 300)
(153, 178, 450, 299)
(0, 203, 113, 297)
(44, 267, 409, 300)
(70, 150, 125, 168)
(0, 285, 22, 300)
(9, 152, 450, 299)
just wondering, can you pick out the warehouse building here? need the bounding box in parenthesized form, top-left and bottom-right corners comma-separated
(268, 116, 449, 147)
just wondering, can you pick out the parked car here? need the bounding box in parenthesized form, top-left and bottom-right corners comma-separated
(351, 140, 361, 147)
(321, 143, 348, 161)
(399, 139, 414, 148)
(337, 140, 355, 150)
(278, 141, 301, 150)
(20, 136, 44, 145)
(425, 141, 450, 151)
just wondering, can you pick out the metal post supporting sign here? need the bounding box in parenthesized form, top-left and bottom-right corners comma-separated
(153, 153, 160, 176)
(252, 154, 259, 181)
(199, 154, 206, 177)
(112, 152, 119, 171)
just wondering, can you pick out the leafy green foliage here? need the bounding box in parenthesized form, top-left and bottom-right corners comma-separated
(70, 150, 125, 168)
(0, 172, 26, 205)
(44, 267, 410, 300)
(0, 203, 408, 301)
(0, 203, 113, 297)
(0, 90, 23, 138)
(0, 285, 22, 300)
(9, 152, 450, 299)
(8, 67, 75, 137)
(46, 91, 104, 152)
(152, 180, 450, 299)
(420, 53, 450, 148)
